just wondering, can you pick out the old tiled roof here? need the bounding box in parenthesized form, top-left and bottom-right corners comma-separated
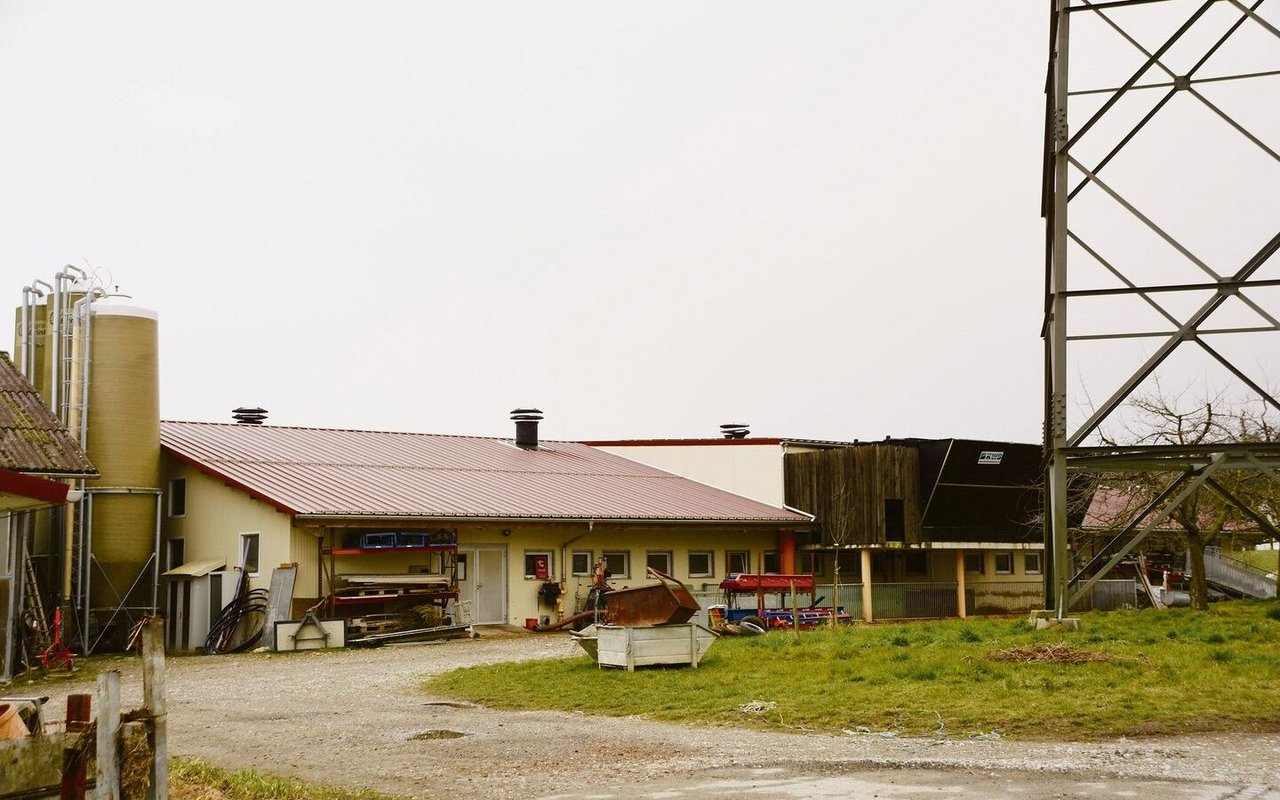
(0, 352, 96, 475)
(160, 420, 811, 523)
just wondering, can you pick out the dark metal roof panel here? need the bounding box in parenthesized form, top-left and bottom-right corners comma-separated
(919, 440, 1043, 541)
(0, 352, 96, 475)
(160, 421, 809, 523)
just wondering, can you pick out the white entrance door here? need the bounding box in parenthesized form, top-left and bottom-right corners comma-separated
(457, 546, 507, 624)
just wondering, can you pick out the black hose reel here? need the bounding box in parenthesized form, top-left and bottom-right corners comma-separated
(538, 581, 562, 605)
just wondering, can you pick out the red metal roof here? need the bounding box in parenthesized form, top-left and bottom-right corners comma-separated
(160, 421, 811, 523)
(0, 352, 96, 476)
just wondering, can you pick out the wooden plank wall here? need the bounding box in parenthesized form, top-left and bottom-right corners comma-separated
(785, 445, 921, 546)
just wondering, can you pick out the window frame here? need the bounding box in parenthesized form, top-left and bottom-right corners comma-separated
(646, 550, 673, 577)
(602, 550, 630, 579)
(726, 550, 750, 575)
(963, 551, 985, 575)
(239, 532, 260, 577)
(571, 550, 593, 577)
(687, 550, 714, 578)
(523, 550, 554, 580)
(884, 498, 906, 542)
(168, 477, 186, 518)
(1024, 551, 1043, 575)
(993, 551, 1014, 575)
(763, 550, 780, 574)
(166, 538, 185, 571)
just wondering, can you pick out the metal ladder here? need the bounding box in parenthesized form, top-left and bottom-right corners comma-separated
(21, 554, 51, 662)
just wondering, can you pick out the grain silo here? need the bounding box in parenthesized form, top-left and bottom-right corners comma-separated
(11, 271, 161, 651)
(81, 301, 161, 621)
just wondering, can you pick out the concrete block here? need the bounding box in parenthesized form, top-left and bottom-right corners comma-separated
(1034, 617, 1081, 631)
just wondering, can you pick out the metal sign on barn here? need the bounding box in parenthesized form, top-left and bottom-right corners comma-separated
(978, 451, 1004, 465)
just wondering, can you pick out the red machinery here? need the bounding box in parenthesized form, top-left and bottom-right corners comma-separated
(38, 608, 73, 671)
(716, 573, 850, 628)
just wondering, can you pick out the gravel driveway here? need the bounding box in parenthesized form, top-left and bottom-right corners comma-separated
(29, 631, 1280, 799)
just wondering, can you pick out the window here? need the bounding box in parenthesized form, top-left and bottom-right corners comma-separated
(239, 533, 260, 576)
(800, 551, 825, 576)
(455, 553, 468, 582)
(1024, 552, 1043, 575)
(646, 551, 672, 576)
(963, 552, 984, 574)
(523, 551, 553, 580)
(994, 552, 1014, 575)
(905, 551, 928, 578)
(836, 550, 859, 577)
(763, 550, 780, 574)
(571, 551, 593, 577)
(688, 551, 714, 578)
(726, 550, 750, 574)
(168, 478, 186, 517)
(167, 539, 185, 571)
(602, 550, 630, 579)
(884, 499, 905, 542)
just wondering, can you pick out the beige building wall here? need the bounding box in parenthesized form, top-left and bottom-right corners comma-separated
(160, 460, 292, 592)
(594, 444, 787, 507)
(482, 522, 782, 624)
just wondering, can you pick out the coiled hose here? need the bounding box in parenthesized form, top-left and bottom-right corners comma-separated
(204, 588, 269, 654)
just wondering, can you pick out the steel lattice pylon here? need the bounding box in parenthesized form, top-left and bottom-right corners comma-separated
(1043, 0, 1280, 615)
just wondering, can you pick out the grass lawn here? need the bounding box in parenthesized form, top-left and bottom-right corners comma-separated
(1236, 550, 1278, 574)
(428, 600, 1280, 740)
(170, 757, 398, 800)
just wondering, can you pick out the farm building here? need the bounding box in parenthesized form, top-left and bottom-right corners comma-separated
(0, 351, 97, 680)
(159, 413, 811, 649)
(589, 434, 1056, 619)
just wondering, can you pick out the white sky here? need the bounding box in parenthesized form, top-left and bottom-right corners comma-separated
(0, 2, 1274, 444)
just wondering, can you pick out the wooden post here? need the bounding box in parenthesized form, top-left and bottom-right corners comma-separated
(96, 671, 122, 800)
(860, 549, 873, 623)
(755, 551, 764, 615)
(141, 617, 168, 800)
(790, 579, 799, 635)
(956, 550, 967, 620)
(61, 694, 90, 800)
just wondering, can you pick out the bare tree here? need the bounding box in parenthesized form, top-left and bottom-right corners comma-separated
(1093, 387, 1280, 610)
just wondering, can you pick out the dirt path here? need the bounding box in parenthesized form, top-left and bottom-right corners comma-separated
(27, 631, 1280, 799)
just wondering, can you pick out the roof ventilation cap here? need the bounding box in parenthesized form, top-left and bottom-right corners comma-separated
(233, 407, 268, 425)
(720, 423, 749, 439)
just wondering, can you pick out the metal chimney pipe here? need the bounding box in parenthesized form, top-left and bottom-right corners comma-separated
(511, 408, 543, 449)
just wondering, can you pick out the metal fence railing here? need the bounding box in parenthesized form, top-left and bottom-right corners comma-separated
(1203, 547, 1276, 599)
(1068, 578, 1137, 612)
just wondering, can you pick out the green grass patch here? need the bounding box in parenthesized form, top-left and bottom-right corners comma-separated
(1234, 550, 1278, 574)
(170, 757, 400, 800)
(427, 600, 1280, 740)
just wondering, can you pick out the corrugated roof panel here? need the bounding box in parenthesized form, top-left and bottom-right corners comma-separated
(0, 352, 96, 475)
(161, 421, 808, 523)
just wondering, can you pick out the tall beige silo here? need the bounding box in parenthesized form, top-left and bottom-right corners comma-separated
(83, 302, 160, 611)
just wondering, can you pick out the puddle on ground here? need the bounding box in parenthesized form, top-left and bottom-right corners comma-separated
(411, 729, 470, 740)
(421, 700, 477, 709)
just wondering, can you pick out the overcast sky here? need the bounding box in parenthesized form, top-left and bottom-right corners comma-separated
(1, 2, 1274, 444)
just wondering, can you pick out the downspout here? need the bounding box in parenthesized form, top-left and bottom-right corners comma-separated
(19, 286, 41, 380)
(27, 280, 53, 382)
(51, 266, 86, 423)
(559, 519, 594, 582)
(72, 291, 99, 448)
